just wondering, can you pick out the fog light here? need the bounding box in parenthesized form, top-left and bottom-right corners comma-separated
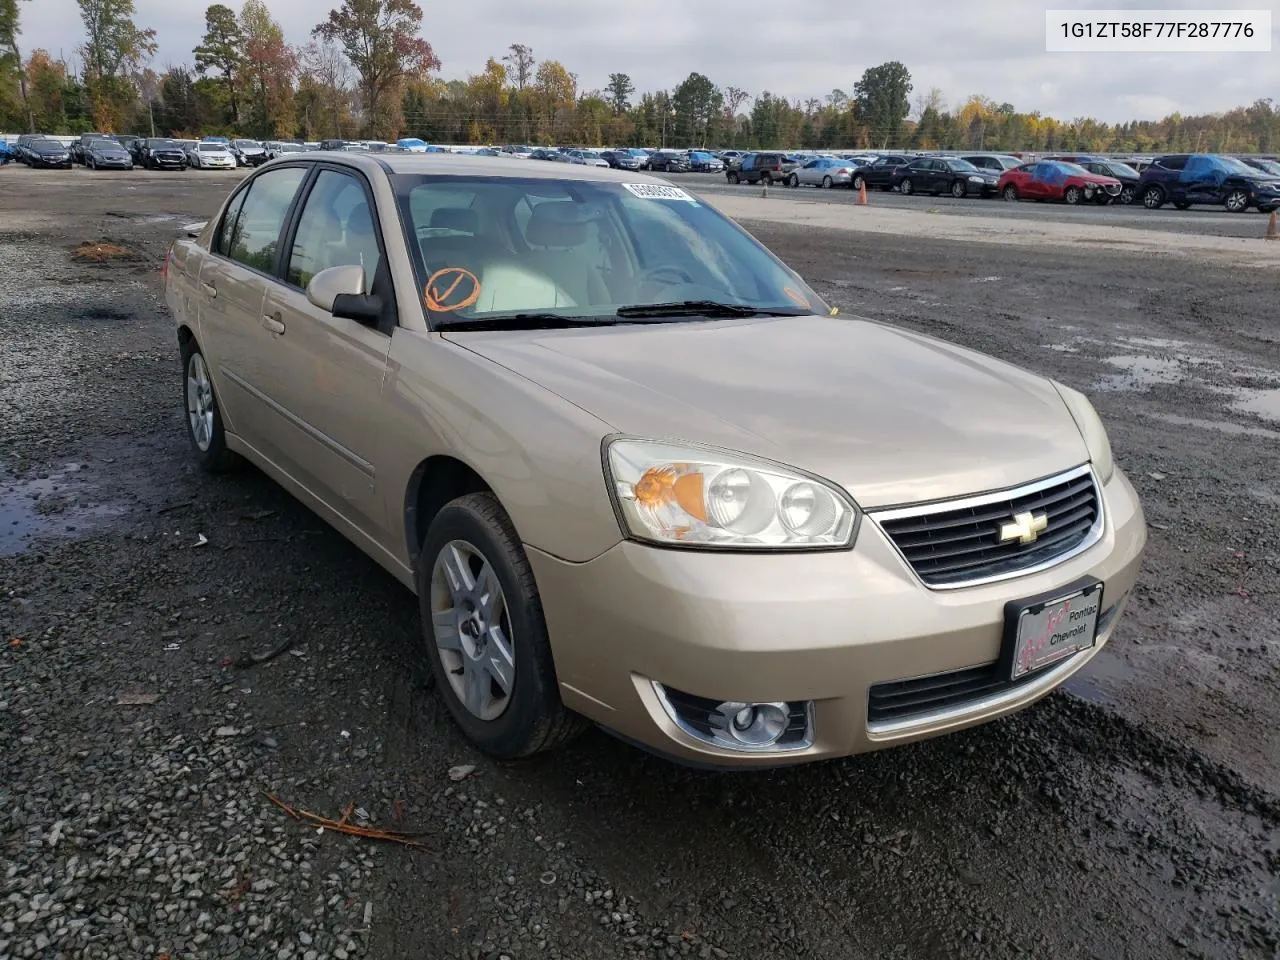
(710, 700, 789, 747)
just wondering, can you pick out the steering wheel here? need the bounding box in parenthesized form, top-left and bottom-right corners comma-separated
(636, 264, 696, 288)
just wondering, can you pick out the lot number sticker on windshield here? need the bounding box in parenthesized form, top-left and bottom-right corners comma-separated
(623, 183, 696, 202)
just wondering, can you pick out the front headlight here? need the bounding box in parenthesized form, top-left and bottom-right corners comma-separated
(968, 175, 984, 183)
(604, 438, 858, 549)
(1052, 382, 1115, 483)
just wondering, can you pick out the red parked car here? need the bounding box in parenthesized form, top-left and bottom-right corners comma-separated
(997, 160, 1124, 205)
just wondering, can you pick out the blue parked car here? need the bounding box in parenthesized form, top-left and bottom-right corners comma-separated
(0, 140, 12, 164)
(1137, 153, 1280, 213)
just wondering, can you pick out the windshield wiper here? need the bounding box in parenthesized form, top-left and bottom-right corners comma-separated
(436, 313, 630, 331)
(614, 300, 809, 319)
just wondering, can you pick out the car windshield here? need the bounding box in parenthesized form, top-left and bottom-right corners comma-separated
(392, 175, 828, 326)
(151, 140, 178, 147)
(198, 143, 226, 152)
(1214, 155, 1261, 175)
(1248, 158, 1280, 175)
(236, 140, 262, 148)
(1050, 161, 1090, 176)
(90, 139, 119, 149)
(944, 158, 980, 172)
(35, 139, 63, 149)
(277, 144, 302, 152)
(1106, 161, 1140, 177)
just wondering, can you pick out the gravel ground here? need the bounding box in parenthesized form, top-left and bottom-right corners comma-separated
(1, 169, 1278, 960)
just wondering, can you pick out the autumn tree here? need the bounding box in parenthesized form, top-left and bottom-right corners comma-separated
(1, 0, 34, 130)
(25, 49, 66, 131)
(193, 4, 242, 128)
(312, 0, 439, 139)
(604, 72, 632, 114)
(532, 59, 575, 143)
(77, 0, 157, 129)
(297, 39, 352, 138)
(502, 43, 534, 91)
(240, 0, 297, 138)
(854, 60, 911, 148)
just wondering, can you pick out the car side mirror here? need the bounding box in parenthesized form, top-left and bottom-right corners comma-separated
(305, 264, 381, 325)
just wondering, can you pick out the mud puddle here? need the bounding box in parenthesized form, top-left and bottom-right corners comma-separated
(1064, 648, 1140, 706)
(0, 461, 126, 555)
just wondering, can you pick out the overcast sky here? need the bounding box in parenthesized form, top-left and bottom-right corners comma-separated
(16, 0, 1280, 124)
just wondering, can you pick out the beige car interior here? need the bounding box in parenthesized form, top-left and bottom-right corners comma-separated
(415, 190, 630, 313)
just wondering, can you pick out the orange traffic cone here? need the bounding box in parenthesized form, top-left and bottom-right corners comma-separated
(1267, 210, 1278, 240)
(857, 182, 868, 205)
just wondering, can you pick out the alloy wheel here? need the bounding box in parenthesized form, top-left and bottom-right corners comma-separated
(185, 352, 215, 452)
(430, 540, 516, 722)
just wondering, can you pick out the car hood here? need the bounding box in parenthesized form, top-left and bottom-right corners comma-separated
(446, 315, 1091, 508)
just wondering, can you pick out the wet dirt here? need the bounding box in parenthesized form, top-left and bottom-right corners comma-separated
(0, 462, 126, 556)
(0, 172, 1277, 960)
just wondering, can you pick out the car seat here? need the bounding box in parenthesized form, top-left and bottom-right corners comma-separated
(524, 202, 610, 307)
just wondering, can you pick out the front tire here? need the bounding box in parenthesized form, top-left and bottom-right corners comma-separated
(787, 173, 799, 187)
(1002, 185, 1019, 202)
(726, 171, 739, 184)
(418, 492, 585, 759)
(899, 178, 914, 195)
(181, 339, 239, 473)
(1142, 185, 1165, 209)
(951, 180, 966, 198)
(1119, 185, 1136, 205)
(852, 173, 864, 190)
(1224, 189, 1249, 213)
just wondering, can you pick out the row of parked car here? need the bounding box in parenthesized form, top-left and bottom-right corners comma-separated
(719, 150, 1280, 213)
(1, 132, 304, 170)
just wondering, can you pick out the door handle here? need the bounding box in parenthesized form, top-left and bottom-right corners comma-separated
(200, 281, 217, 298)
(262, 314, 286, 335)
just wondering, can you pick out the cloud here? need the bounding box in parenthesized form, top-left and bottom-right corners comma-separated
(17, 0, 1280, 124)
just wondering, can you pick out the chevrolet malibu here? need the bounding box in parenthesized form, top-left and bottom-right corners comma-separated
(163, 153, 1147, 767)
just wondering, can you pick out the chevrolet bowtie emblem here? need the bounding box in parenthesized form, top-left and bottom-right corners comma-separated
(1000, 511, 1048, 545)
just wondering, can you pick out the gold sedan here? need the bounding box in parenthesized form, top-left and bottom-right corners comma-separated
(163, 152, 1147, 768)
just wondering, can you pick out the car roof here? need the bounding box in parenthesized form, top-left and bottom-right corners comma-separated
(357, 152, 685, 185)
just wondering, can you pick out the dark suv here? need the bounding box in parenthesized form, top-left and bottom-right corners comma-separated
(1136, 153, 1280, 213)
(725, 152, 796, 185)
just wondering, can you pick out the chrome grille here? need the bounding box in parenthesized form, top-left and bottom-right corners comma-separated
(874, 465, 1102, 588)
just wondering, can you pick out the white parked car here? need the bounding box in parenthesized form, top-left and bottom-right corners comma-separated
(189, 142, 238, 169)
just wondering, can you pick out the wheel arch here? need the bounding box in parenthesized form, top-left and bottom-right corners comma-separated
(404, 454, 496, 573)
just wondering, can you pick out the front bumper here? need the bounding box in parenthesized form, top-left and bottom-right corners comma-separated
(150, 155, 186, 167)
(31, 157, 72, 168)
(530, 466, 1146, 768)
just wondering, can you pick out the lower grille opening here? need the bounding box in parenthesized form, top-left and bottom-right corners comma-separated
(867, 602, 1118, 725)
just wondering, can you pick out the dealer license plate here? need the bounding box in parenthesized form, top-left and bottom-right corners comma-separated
(1007, 581, 1103, 680)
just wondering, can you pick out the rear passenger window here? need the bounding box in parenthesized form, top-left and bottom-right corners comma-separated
(223, 166, 307, 274)
(213, 190, 248, 258)
(286, 170, 381, 291)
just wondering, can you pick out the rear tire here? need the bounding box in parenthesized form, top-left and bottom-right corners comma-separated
(726, 171, 739, 184)
(821, 175, 833, 189)
(899, 178, 914, 195)
(417, 492, 586, 759)
(1002, 185, 1019, 202)
(180, 338, 240, 473)
(1142, 185, 1165, 209)
(787, 173, 799, 187)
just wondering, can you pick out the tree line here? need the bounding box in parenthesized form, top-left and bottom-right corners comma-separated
(2, 0, 1278, 154)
